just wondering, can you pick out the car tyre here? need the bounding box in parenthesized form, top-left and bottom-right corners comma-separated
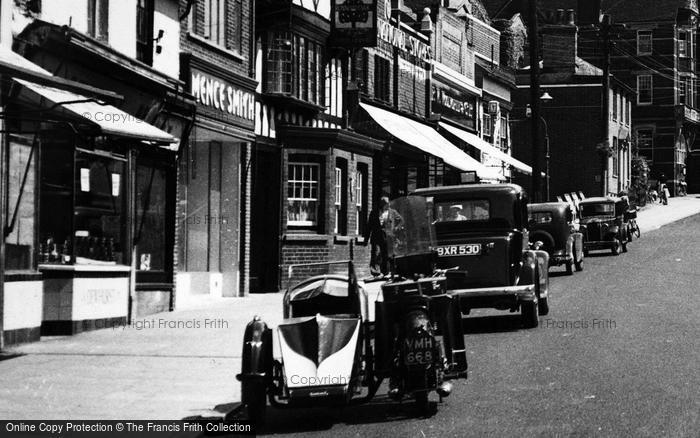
(538, 296, 549, 316)
(522, 299, 539, 328)
(565, 260, 573, 275)
(622, 239, 628, 253)
(574, 257, 583, 272)
(242, 380, 267, 426)
(414, 391, 429, 415)
(611, 239, 622, 256)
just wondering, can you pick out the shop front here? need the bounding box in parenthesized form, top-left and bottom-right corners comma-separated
(12, 21, 194, 334)
(176, 55, 256, 302)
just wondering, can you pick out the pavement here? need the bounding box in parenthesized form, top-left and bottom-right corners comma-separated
(1, 194, 700, 423)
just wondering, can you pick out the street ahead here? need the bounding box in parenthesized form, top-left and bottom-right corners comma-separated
(258, 214, 700, 437)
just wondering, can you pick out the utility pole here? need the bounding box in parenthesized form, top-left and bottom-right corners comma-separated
(601, 14, 611, 196)
(527, 0, 542, 201)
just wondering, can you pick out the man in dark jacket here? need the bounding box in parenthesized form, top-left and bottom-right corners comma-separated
(365, 196, 390, 276)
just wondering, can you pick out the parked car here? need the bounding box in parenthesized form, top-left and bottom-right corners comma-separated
(527, 202, 584, 275)
(412, 184, 550, 328)
(578, 196, 630, 256)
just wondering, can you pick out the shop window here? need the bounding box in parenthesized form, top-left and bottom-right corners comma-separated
(355, 164, 368, 236)
(334, 158, 348, 235)
(136, 0, 154, 65)
(4, 137, 37, 271)
(637, 30, 652, 55)
(87, 0, 109, 42)
(135, 163, 168, 272)
(374, 55, 391, 103)
(40, 143, 127, 267)
(287, 162, 320, 227)
(637, 75, 652, 105)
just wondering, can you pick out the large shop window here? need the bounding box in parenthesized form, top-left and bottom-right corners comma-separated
(87, 0, 109, 42)
(40, 143, 127, 266)
(287, 162, 320, 228)
(4, 136, 37, 270)
(265, 32, 324, 105)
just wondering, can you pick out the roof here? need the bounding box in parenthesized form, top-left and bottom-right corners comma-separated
(528, 202, 571, 213)
(413, 183, 524, 197)
(482, 0, 696, 23)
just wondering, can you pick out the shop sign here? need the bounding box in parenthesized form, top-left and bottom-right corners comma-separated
(191, 70, 255, 121)
(377, 18, 431, 61)
(432, 85, 476, 127)
(330, 0, 378, 48)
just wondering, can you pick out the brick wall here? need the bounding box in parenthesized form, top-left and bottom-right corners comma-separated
(470, 15, 500, 65)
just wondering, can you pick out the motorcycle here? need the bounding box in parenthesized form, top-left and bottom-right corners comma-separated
(236, 196, 468, 424)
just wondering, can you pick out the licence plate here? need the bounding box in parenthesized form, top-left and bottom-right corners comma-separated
(436, 243, 482, 257)
(404, 334, 435, 365)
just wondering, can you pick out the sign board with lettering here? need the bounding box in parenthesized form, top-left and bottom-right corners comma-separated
(330, 0, 378, 48)
(189, 69, 256, 125)
(432, 84, 477, 130)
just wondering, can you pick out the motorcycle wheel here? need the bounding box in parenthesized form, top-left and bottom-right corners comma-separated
(414, 390, 429, 414)
(242, 380, 267, 426)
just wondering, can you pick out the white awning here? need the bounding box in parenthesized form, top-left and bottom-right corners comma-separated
(15, 78, 176, 145)
(0, 46, 53, 77)
(360, 103, 502, 181)
(439, 122, 533, 175)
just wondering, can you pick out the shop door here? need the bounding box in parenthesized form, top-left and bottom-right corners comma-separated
(250, 148, 281, 292)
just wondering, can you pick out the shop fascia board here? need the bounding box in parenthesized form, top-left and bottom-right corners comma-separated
(431, 61, 482, 97)
(277, 125, 385, 155)
(18, 20, 192, 105)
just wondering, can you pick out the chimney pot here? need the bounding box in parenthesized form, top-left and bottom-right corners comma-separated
(566, 9, 576, 25)
(556, 9, 566, 24)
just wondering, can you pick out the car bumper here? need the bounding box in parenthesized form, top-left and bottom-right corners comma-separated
(447, 284, 537, 310)
(584, 240, 615, 250)
(549, 253, 572, 266)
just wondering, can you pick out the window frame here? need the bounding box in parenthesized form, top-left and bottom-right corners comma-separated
(678, 30, 688, 58)
(287, 162, 321, 228)
(334, 166, 342, 234)
(637, 74, 653, 105)
(374, 54, 391, 103)
(637, 30, 653, 55)
(87, 0, 109, 42)
(612, 137, 619, 177)
(136, 0, 154, 66)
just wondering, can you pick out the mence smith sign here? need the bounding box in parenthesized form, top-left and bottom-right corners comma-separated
(191, 71, 255, 121)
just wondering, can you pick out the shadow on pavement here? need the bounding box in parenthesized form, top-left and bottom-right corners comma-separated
(461, 314, 523, 334)
(255, 397, 438, 435)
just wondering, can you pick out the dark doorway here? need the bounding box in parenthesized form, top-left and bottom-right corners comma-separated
(250, 146, 281, 292)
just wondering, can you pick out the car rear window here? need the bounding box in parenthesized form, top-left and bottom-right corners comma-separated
(580, 203, 614, 217)
(435, 200, 490, 222)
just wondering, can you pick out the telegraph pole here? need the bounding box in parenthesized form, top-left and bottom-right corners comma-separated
(527, 0, 542, 201)
(601, 14, 611, 196)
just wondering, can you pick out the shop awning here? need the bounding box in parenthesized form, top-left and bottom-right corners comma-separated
(360, 103, 502, 181)
(15, 78, 175, 144)
(439, 122, 533, 175)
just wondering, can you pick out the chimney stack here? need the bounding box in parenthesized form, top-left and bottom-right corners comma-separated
(541, 9, 578, 71)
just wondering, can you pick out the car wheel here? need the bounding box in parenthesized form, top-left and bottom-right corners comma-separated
(414, 390, 429, 415)
(538, 296, 549, 316)
(521, 299, 539, 328)
(565, 260, 573, 275)
(622, 239, 628, 253)
(242, 380, 267, 426)
(611, 239, 621, 255)
(575, 257, 583, 272)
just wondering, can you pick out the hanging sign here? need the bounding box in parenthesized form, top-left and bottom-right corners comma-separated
(330, 0, 378, 48)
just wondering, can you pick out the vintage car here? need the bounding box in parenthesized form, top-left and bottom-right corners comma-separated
(527, 202, 584, 275)
(578, 196, 630, 255)
(412, 184, 550, 328)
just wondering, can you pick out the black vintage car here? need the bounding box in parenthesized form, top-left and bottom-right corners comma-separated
(527, 202, 584, 275)
(412, 184, 550, 328)
(579, 196, 630, 255)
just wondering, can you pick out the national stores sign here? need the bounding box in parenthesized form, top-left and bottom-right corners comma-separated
(191, 70, 255, 121)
